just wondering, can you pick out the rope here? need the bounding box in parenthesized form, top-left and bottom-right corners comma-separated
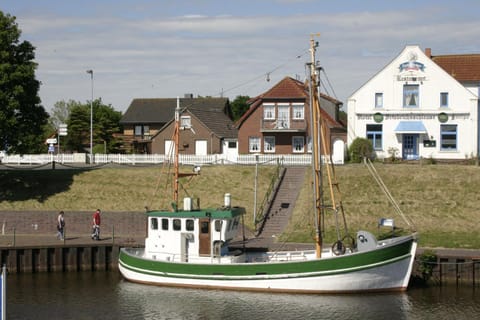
(363, 158, 416, 231)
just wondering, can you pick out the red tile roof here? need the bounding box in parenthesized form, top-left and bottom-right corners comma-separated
(236, 76, 343, 129)
(428, 50, 480, 81)
(257, 76, 308, 99)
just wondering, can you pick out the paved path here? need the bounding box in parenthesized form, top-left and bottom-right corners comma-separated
(0, 233, 144, 248)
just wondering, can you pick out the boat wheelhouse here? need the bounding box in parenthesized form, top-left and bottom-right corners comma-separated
(144, 194, 245, 263)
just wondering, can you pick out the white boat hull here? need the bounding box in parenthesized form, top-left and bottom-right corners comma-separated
(119, 236, 417, 293)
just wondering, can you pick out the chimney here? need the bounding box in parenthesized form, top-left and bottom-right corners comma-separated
(425, 48, 432, 58)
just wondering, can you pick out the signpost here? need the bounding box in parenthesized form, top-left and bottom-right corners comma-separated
(58, 124, 67, 154)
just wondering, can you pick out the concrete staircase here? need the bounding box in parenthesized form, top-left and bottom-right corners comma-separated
(250, 166, 307, 248)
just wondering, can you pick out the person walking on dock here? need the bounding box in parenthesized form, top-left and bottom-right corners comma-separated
(91, 209, 101, 240)
(56, 211, 65, 240)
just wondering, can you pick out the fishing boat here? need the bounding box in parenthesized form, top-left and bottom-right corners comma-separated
(118, 36, 418, 293)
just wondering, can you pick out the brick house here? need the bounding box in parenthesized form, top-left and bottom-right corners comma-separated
(150, 101, 238, 158)
(236, 77, 346, 158)
(119, 96, 234, 154)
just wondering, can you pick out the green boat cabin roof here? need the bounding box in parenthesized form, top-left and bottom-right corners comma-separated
(146, 206, 246, 219)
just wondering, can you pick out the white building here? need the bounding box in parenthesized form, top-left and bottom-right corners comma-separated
(347, 45, 479, 161)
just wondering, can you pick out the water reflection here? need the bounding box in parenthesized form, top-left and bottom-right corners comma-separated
(407, 286, 480, 319)
(117, 280, 412, 320)
(6, 272, 480, 320)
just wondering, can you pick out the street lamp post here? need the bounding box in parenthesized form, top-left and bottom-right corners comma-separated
(86, 69, 93, 163)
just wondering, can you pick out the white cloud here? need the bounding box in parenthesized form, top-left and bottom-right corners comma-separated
(9, 3, 480, 112)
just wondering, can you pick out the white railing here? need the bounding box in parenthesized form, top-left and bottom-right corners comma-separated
(0, 153, 77, 165)
(0, 153, 343, 166)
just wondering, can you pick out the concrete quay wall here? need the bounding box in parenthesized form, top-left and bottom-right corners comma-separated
(0, 244, 119, 273)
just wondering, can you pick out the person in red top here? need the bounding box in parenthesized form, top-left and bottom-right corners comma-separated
(91, 209, 101, 240)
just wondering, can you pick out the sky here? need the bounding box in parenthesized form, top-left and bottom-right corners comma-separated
(2, 0, 480, 114)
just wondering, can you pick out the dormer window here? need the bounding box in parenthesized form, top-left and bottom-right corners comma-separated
(263, 104, 275, 120)
(181, 116, 191, 128)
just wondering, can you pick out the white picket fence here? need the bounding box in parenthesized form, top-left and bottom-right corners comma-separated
(0, 153, 342, 166)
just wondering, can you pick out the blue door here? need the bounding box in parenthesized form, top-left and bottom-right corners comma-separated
(402, 134, 419, 160)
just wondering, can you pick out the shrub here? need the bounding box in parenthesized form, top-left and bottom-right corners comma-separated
(349, 138, 374, 163)
(418, 249, 437, 282)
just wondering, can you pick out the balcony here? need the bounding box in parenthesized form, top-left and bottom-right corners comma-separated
(134, 134, 152, 142)
(261, 119, 307, 133)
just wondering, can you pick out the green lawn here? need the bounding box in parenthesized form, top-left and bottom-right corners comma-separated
(1, 162, 479, 248)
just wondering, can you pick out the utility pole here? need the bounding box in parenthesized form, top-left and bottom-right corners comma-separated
(86, 69, 94, 163)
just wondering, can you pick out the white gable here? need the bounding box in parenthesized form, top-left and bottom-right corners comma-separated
(347, 45, 479, 160)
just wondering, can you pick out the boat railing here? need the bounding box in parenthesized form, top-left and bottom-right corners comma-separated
(145, 251, 247, 264)
(265, 250, 314, 262)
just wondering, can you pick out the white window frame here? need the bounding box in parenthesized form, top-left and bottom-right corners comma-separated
(249, 137, 260, 153)
(440, 124, 457, 150)
(181, 116, 191, 128)
(292, 103, 304, 120)
(403, 84, 419, 108)
(264, 136, 275, 153)
(134, 125, 142, 136)
(277, 104, 290, 129)
(263, 104, 275, 120)
(375, 93, 383, 108)
(440, 92, 449, 107)
(292, 136, 304, 153)
(366, 124, 383, 151)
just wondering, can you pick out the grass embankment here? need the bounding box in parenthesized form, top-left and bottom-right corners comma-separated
(1, 163, 479, 249)
(285, 163, 480, 249)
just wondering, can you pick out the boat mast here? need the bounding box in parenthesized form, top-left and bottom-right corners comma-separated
(309, 36, 350, 256)
(171, 97, 199, 212)
(173, 97, 181, 211)
(309, 34, 323, 258)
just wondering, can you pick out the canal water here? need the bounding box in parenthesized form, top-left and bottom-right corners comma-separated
(6, 271, 480, 319)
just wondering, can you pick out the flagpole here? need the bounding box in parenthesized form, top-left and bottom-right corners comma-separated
(1, 265, 6, 320)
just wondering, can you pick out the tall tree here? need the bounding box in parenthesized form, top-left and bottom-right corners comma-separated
(230, 95, 250, 121)
(65, 99, 122, 153)
(0, 11, 49, 154)
(49, 99, 80, 130)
